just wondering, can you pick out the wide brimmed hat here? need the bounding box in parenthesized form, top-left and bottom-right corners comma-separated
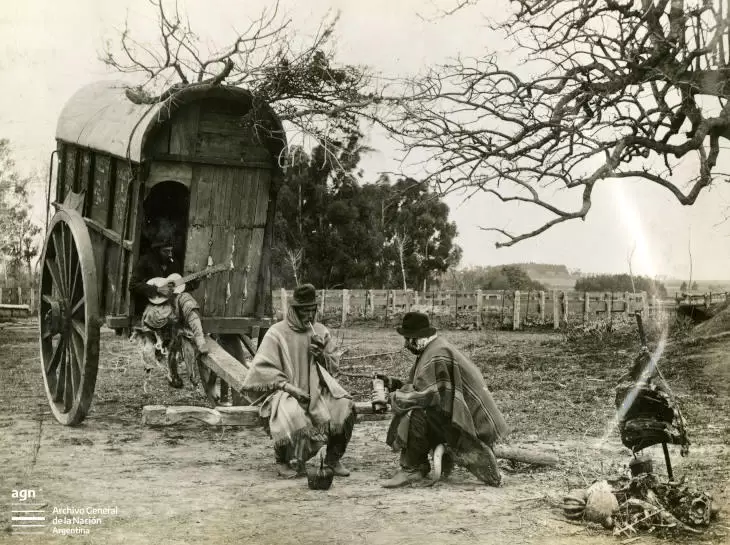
(396, 311, 436, 338)
(289, 283, 319, 307)
(151, 234, 174, 249)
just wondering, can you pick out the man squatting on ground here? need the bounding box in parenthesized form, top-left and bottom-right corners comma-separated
(129, 235, 208, 388)
(241, 284, 355, 478)
(379, 311, 510, 488)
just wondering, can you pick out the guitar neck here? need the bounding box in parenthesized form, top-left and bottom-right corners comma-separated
(178, 266, 226, 285)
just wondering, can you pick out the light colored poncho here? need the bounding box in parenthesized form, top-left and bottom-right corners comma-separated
(241, 307, 353, 459)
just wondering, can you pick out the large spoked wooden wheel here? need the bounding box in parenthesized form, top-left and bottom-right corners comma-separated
(38, 210, 100, 426)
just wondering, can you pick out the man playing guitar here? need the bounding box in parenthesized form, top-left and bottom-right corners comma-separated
(130, 234, 209, 388)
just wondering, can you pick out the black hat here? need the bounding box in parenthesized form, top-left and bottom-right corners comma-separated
(151, 235, 174, 249)
(290, 283, 319, 307)
(397, 312, 436, 338)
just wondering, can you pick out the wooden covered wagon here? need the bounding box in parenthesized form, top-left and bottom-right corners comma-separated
(39, 81, 286, 425)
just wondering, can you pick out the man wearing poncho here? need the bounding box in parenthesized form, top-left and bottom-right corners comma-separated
(242, 284, 355, 478)
(379, 312, 509, 488)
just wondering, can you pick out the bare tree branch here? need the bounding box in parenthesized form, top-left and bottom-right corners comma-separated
(101, 0, 403, 170)
(395, 0, 730, 247)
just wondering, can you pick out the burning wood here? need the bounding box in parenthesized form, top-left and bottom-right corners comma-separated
(561, 474, 718, 536)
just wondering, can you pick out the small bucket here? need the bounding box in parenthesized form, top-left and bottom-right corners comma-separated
(306, 458, 334, 490)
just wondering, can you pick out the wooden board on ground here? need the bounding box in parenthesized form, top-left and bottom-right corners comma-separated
(142, 405, 259, 426)
(140, 400, 559, 466)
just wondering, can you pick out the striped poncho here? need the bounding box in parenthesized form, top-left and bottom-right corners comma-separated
(387, 336, 509, 452)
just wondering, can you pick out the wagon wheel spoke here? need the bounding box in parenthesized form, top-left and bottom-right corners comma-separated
(46, 337, 66, 373)
(69, 255, 81, 305)
(41, 294, 55, 305)
(71, 319, 86, 344)
(65, 224, 74, 295)
(45, 258, 66, 299)
(53, 343, 67, 402)
(52, 229, 68, 296)
(69, 330, 83, 392)
(42, 328, 57, 340)
(63, 342, 74, 411)
(71, 296, 85, 318)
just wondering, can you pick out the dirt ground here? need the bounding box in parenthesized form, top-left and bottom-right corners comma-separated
(0, 318, 728, 545)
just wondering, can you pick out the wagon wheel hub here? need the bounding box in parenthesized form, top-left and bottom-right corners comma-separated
(43, 299, 66, 336)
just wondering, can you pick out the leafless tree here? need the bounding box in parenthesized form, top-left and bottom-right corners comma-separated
(102, 0, 397, 168)
(392, 231, 410, 290)
(284, 247, 304, 286)
(397, 0, 730, 247)
(627, 242, 637, 292)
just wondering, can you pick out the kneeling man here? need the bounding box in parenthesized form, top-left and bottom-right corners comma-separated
(380, 312, 509, 488)
(242, 284, 355, 478)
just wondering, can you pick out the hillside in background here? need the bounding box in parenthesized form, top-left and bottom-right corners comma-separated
(444, 264, 730, 294)
(440, 263, 578, 291)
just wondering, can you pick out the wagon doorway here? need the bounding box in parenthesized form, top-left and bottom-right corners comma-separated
(141, 180, 190, 263)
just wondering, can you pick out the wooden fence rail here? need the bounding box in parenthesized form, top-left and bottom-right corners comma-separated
(5, 281, 725, 330)
(273, 288, 706, 330)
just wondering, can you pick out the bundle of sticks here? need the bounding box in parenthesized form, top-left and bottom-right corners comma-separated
(611, 474, 717, 536)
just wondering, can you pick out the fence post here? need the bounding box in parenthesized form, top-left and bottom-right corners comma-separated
(0, 286, 3, 304)
(624, 291, 631, 317)
(539, 291, 545, 323)
(341, 289, 349, 327)
(552, 290, 560, 329)
(561, 291, 569, 325)
(321, 289, 327, 316)
(385, 290, 391, 324)
(500, 291, 505, 326)
(583, 292, 589, 323)
(17, 286, 22, 307)
(369, 289, 375, 316)
(513, 290, 521, 330)
(414, 290, 420, 307)
(476, 289, 483, 329)
(280, 288, 288, 317)
(405, 290, 412, 312)
(605, 292, 613, 320)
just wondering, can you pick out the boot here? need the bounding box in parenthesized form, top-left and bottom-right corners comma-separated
(187, 311, 209, 355)
(327, 461, 351, 477)
(381, 467, 426, 488)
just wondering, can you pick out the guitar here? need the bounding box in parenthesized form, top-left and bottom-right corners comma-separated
(146, 264, 230, 304)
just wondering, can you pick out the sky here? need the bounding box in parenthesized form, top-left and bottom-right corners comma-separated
(1, 0, 730, 280)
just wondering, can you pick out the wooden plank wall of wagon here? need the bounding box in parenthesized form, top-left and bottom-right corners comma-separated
(78, 150, 106, 314)
(169, 103, 200, 156)
(241, 168, 270, 316)
(61, 145, 77, 201)
(115, 161, 136, 316)
(89, 155, 111, 225)
(183, 165, 272, 318)
(80, 150, 93, 207)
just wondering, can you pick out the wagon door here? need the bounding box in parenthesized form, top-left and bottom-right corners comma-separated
(184, 164, 271, 317)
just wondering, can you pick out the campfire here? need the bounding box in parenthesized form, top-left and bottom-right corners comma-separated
(560, 314, 720, 536)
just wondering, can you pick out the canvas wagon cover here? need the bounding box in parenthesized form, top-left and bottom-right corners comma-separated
(55, 81, 284, 163)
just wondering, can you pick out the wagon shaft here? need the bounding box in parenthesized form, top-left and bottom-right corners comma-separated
(199, 337, 249, 393)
